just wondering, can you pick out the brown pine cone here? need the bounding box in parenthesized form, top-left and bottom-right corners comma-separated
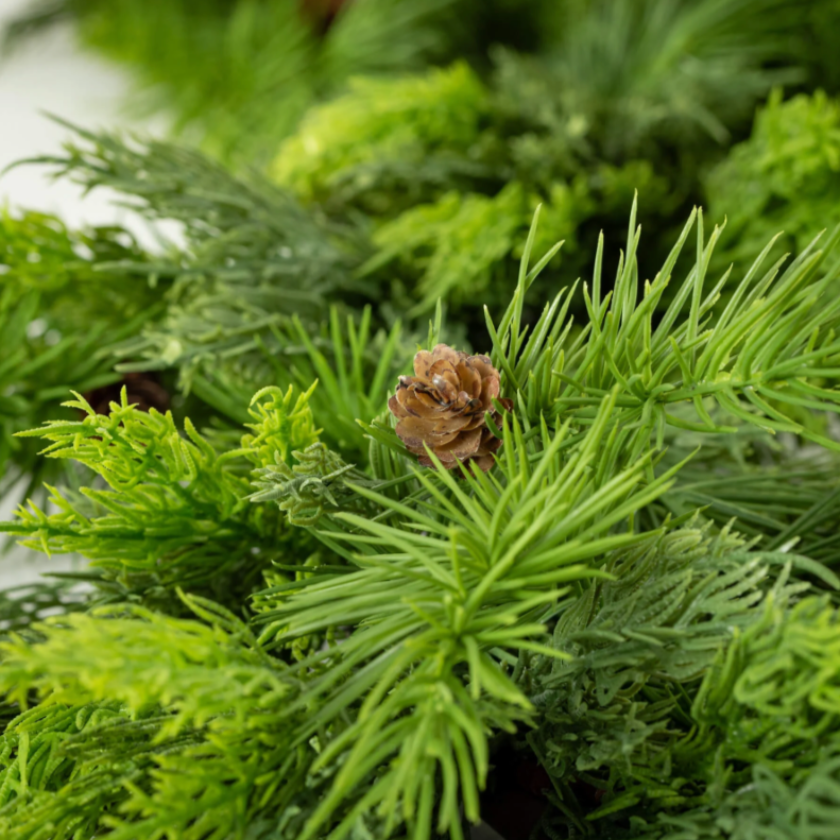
(388, 344, 512, 472)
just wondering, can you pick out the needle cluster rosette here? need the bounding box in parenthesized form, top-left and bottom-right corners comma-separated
(388, 344, 512, 472)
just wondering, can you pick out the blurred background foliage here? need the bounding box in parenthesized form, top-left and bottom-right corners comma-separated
(707, 88, 840, 269)
(4, 0, 839, 163)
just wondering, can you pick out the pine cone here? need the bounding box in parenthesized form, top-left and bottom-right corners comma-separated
(388, 344, 511, 472)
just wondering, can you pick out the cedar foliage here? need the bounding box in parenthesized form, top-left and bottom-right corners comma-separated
(5, 0, 840, 168)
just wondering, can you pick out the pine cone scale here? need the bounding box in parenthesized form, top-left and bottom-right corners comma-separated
(389, 343, 511, 472)
(436, 427, 482, 459)
(392, 416, 466, 447)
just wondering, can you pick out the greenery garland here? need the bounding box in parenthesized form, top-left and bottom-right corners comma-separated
(2, 2, 840, 837)
(1, 197, 840, 837)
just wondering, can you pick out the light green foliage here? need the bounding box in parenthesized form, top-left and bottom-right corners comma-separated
(485, 203, 840, 464)
(708, 89, 840, 266)
(274, 61, 676, 314)
(4, 2, 840, 834)
(356, 165, 667, 314)
(275, 62, 489, 206)
(0, 596, 317, 840)
(278, 0, 800, 194)
(250, 394, 679, 840)
(698, 595, 840, 764)
(360, 183, 529, 311)
(0, 701, 136, 840)
(1, 385, 320, 600)
(0, 597, 283, 724)
(242, 384, 322, 468)
(268, 0, 822, 321)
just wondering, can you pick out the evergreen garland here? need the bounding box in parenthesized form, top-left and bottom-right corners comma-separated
(2, 198, 840, 837)
(3, 2, 840, 837)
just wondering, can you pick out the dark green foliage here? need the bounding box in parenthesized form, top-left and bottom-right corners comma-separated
(250, 441, 385, 526)
(796, 0, 840, 93)
(618, 594, 840, 839)
(1, 385, 320, 605)
(22, 125, 378, 404)
(0, 579, 88, 637)
(491, 0, 796, 158)
(523, 530, 816, 833)
(3, 126, 426, 516)
(27, 122, 363, 338)
(10, 0, 819, 350)
(4, 4, 840, 828)
(660, 434, 840, 568)
(10, 0, 836, 172)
